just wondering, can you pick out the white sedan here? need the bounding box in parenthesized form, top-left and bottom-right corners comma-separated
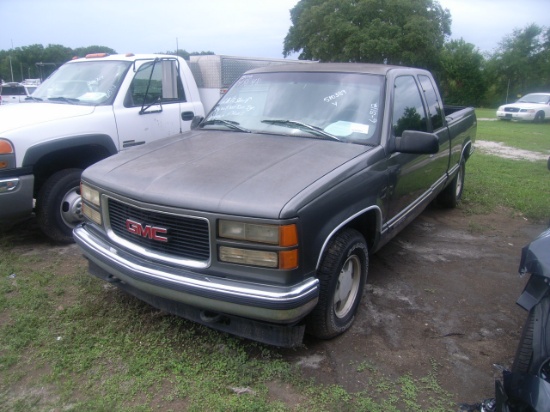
(496, 93, 550, 122)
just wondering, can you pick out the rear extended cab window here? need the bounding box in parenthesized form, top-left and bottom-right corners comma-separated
(418, 75, 444, 130)
(0, 84, 27, 96)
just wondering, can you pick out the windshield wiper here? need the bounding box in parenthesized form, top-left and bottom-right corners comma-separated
(47, 97, 80, 104)
(200, 119, 251, 133)
(25, 96, 43, 102)
(261, 119, 341, 141)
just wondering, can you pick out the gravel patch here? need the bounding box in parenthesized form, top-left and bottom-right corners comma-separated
(476, 140, 549, 161)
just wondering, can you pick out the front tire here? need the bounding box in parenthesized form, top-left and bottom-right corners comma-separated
(36, 168, 83, 243)
(307, 228, 368, 339)
(512, 295, 550, 376)
(534, 111, 545, 123)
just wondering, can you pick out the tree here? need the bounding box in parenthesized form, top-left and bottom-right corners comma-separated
(438, 39, 486, 106)
(283, 0, 451, 70)
(159, 50, 215, 60)
(0, 44, 218, 83)
(0, 44, 116, 82)
(72, 45, 117, 57)
(0, 44, 45, 82)
(486, 23, 549, 104)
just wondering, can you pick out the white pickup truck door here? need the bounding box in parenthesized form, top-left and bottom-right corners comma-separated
(113, 59, 196, 149)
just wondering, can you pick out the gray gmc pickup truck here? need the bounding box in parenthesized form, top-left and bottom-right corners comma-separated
(74, 63, 476, 347)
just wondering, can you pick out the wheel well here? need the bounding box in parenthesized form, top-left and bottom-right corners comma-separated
(33, 144, 112, 196)
(315, 208, 380, 272)
(340, 209, 379, 251)
(463, 141, 473, 162)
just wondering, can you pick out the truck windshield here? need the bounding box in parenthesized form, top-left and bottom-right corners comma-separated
(205, 71, 384, 145)
(32, 60, 132, 105)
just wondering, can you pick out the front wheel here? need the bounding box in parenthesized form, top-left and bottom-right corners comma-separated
(36, 168, 83, 243)
(306, 228, 368, 339)
(534, 111, 545, 123)
(512, 295, 550, 377)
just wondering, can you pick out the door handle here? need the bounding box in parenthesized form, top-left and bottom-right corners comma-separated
(181, 111, 194, 121)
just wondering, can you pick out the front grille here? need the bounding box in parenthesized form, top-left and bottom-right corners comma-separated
(505, 107, 520, 113)
(107, 198, 210, 262)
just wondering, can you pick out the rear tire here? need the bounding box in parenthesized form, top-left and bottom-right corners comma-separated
(36, 169, 83, 243)
(307, 228, 368, 339)
(437, 159, 465, 208)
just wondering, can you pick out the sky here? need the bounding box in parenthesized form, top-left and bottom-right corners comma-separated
(1, 0, 549, 59)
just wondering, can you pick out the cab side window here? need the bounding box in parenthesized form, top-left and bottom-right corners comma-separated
(125, 60, 186, 107)
(419, 75, 444, 130)
(392, 76, 428, 137)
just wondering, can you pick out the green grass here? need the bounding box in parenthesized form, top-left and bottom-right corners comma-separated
(463, 153, 550, 222)
(0, 245, 454, 411)
(474, 108, 497, 119)
(475, 108, 550, 153)
(1, 113, 549, 411)
(462, 109, 550, 223)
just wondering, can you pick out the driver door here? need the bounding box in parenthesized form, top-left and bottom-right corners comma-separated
(113, 59, 196, 149)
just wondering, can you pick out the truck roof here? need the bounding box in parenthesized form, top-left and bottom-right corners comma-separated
(246, 62, 426, 76)
(69, 53, 177, 63)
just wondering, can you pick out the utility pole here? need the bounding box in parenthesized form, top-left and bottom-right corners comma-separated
(9, 56, 14, 82)
(10, 38, 14, 82)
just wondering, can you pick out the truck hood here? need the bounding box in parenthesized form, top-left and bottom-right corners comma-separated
(84, 130, 372, 218)
(500, 102, 547, 110)
(0, 102, 96, 134)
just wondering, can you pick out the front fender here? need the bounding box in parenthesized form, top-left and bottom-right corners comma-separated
(23, 134, 118, 167)
(517, 275, 549, 311)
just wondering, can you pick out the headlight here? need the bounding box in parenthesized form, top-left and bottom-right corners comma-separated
(82, 203, 102, 225)
(218, 246, 298, 270)
(81, 183, 100, 206)
(0, 139, 14, 154)
(219, 247, 278, 267)
(218, 220, 298, 269)
(0, 139, 15, 170)
(218, 220, 297, 246)
(81, 182, 102, 225)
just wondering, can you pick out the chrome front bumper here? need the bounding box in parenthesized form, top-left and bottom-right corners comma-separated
(73, 224, 319, 324)
(0, 175, 34, 224)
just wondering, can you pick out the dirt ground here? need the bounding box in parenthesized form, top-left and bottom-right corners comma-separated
(4, 204, 546, 407)
(283, 204, 546, 406)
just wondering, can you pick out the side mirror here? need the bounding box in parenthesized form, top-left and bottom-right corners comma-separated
(393, 130, 439, 154)
(191, 116, 204, 130)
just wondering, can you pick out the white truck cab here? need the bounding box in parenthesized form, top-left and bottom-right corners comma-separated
(0, 53, 305, 242)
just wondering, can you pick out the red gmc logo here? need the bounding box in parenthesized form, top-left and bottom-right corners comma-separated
(125, 219, 168, 242)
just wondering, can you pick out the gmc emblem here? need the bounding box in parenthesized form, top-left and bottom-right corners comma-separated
(125, 219, 168, 242)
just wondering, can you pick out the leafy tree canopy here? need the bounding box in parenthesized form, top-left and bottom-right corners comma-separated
(283, 0, 451, 70)
(160, 50, 215, 60)
(486, 23, 550, 103)
(438, 39, 486, 106)
(0, 44, 215, 83)
(0, 44, 116, 82)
